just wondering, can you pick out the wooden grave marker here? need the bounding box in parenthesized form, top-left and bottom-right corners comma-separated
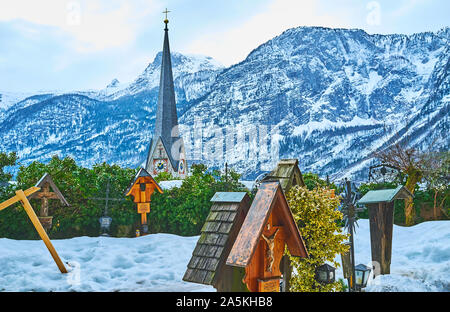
(226, 181, 308, 292)
(28, 173, 69, 232)
(0, 187, 68, 273)
(183, 192, 251, 292)
(260, 158, 306, 291)
(358, 186, 413, 276)
(124, 168, 163, 235)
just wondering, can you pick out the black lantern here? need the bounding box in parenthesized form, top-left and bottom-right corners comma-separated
(354, 264, 371, 290)
(316, 263, 336, 284)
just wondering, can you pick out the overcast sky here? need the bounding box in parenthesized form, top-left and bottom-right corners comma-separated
(0, 0, 448, 92)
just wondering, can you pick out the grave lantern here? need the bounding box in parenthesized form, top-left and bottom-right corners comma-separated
(99, 216, 112, 236)
(124, 168, 163, 235)
(316, 263, 336, 284)
(355, 264, 371, 290)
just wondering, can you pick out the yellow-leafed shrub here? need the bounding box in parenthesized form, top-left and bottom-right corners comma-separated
(287, 185, 349, 292)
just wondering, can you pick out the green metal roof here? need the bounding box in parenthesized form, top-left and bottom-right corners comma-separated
(210, 192, 248, 203)
(357, 186, 413, 204)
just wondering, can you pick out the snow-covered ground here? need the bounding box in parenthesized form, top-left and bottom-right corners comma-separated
(0, 219, 448, 292)
(0, 233, 214, 292)
(334, 219, 450, 292)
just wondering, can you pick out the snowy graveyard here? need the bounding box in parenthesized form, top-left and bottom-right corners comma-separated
(0, 219, 448, 292)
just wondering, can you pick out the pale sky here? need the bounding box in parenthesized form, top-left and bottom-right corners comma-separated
(0, 0, 448, 92)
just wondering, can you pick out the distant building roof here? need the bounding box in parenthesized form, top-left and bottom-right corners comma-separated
(183, 192, 251, 286)
(358, 186, 413, 205)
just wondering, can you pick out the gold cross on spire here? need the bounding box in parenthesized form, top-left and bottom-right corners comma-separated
(163, 8, 170, 20)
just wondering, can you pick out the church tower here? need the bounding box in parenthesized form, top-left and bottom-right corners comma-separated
(145, 12, 187, 178)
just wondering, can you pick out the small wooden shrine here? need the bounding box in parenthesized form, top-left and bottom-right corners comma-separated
(261, 158, 306, 291)
(226, 181, 308, 292)
(261, 159, 305, 191)
(124, 168, 163, 234)
(183, 192, 251, 291)
(28, 173, 69, 232)
(358, 185, 413, 275)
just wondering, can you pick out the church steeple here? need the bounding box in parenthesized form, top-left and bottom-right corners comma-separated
(145, 11, 187, 178)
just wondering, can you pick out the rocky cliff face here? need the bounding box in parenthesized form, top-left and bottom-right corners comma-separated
(0, 26, 448, 181)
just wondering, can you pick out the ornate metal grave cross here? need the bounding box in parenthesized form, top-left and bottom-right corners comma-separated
(339, 178, 364, 292)
(368, 163, 401, 184)
(89, 178, 126, 236)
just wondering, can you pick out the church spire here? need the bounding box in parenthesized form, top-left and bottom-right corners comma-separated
(163, 8, 170, 29)
(145, 11, 187, 178)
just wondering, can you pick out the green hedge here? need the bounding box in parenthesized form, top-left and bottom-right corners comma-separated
(357, 182, 449, 225)
(0, 155, 247, 239)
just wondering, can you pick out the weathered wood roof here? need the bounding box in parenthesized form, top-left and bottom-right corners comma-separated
(210, 192, 247, 203)
(358, 186, 413, 204)
(183, 192, 250, 286)
(226, 181, 308, 268)
(262, 159, 305, 192)
(124, 167, 163, 196)
(30, 173, 69, 206)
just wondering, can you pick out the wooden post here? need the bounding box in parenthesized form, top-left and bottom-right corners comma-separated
(368, 202, 394, 276)
(280, 254, 292, 292)
(16, 190, 68, 274)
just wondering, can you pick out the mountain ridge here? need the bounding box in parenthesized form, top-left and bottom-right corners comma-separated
(0, 26, 448, 181)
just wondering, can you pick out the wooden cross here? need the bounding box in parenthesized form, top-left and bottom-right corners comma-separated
(125, 168, 163, 235)
(0, 187, 67, 273)
(29, 173, 70, 232)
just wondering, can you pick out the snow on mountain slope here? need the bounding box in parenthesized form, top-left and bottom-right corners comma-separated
(95, 52, 224, 102)
(179, 26, 449, 179)
(0, 26, 448, 180)
(0, 52, 223, 169)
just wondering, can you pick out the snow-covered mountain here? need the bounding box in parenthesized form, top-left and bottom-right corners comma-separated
(0, 26, 448, 180)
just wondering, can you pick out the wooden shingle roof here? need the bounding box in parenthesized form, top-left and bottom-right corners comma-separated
(183, 192, 250, 286)
(358, 185, 413, 204)
(262, 159, 305, 192)
(29, 173, 69, 206)
(124, 168, 163, 197)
